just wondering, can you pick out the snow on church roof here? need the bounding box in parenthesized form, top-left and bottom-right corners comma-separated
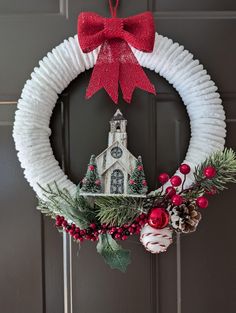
(111, 109, 126, 121)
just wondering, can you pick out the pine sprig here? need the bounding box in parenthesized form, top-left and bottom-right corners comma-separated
(37, 182, 91, 228)
(95, 196, 144, 226)
(194, 148, 236, 191)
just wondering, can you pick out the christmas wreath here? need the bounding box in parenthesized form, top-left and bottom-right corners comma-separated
(13, 2, 236, 271)
(37, 149, 236, 271)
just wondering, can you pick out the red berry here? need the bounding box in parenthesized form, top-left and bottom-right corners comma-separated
(196, 196, 209, 209)
(89, 165, 95, 171)
(109, 227, 116, 234)
(179, 164, 191, 175)
(203, 166, 216, 179)
(158, 173, 169, 184)
(129, 179, 135, 185)
(128, 227, 134, 234)
(172, 195, 184, 206)
(95, 180, 101, 185)
(121, 235, 128, 241)
(55, 220, 62, 227)
(142, 180, 147, 186)
(62, 220, 68, 227)
(205, 186, 217, 196)
(140, 213, 146, 220)
(165, 186, 176, 197)
(138, 166, 143, 171)
(170, 175, 182, 187)
(90, 223, 97, 230)
(115, 233, 121, 239)
(73, 234, 80, 240)
(80, 229, 86, 236)
(69, 229, 74, 236)
(135, 226, 141, 234)
(117, 228, 123, 233)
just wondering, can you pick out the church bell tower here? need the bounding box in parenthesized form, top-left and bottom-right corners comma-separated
(108, 110, 127, 148)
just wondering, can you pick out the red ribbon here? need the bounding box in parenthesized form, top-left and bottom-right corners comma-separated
(77, 3, 156, 104)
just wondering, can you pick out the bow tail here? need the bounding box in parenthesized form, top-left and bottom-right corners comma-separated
(86, 41, 120, 104)
(119, 43, 156, 103)
(85, 40, 156, 104)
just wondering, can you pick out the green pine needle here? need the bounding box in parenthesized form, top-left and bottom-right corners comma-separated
(95, 196, 144, 226)
(37, 182, 92, 228)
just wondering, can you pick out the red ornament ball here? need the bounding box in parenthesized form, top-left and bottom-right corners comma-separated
(95, 179, 101, 185)
(148, 207, 169, 229)
(179, 163, 191, 175)
(170, 175, 182, 187)
(196, 196, 209, 209)
(89, 165, 95, 171)
(158, 173, 169, 184)
(203, 166, 216, 178)
(172, 194, 184, 206)
(129, 179, 135, 185)
(138, 165, 143, 171)
(165, 186, 176, 197)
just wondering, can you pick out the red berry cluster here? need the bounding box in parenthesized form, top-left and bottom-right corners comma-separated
(158, 163, 217, 209)
(55, 213, 148, 242)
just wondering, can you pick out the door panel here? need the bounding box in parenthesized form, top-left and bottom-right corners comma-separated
(1, 1, 236, 313)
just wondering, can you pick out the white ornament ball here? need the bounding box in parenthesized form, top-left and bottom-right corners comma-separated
(140, 224, 173, 254)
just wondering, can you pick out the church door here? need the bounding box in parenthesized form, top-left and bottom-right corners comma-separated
(110, 169, 124, 194)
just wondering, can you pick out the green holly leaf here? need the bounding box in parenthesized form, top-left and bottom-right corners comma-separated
(97, 234, 131, 272)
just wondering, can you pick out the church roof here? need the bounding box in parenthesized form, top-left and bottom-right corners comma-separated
(111, 109, 126, 121)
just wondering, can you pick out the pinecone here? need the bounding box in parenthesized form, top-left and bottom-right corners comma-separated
(169, 203, 202, 233)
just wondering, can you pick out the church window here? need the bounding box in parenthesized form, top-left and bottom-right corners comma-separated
(110, 169, 124, 194)
(111, 147, 123, 159)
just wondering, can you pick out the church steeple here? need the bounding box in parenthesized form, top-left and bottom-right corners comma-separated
(108, 110, 127, 147)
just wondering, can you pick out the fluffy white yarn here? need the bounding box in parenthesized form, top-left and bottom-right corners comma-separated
(13, 33, 226, 199)
(140, 225, 173, 254)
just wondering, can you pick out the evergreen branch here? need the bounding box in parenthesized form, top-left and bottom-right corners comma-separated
(37, 182, 92, 228)
(95, 196, 144, 226)
(194, 148, 236, 191)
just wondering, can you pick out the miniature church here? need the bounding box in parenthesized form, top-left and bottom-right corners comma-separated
(81, 110, 148, 197)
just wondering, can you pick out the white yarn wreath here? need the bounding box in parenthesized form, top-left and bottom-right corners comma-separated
(13, 33, 226, 199)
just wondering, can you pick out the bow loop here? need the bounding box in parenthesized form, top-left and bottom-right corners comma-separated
(123, 12, 155, 52)
(78, 12, 105, 52)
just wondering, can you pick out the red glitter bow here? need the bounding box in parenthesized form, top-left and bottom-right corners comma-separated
(77, 1, 156, 104)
